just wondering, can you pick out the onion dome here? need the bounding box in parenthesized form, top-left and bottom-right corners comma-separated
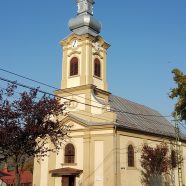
(68, 0, 101, 36)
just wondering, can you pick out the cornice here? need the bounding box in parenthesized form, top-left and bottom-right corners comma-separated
(55, 84, 111, 97)
(61, 114, 115, 130)
(94, 87, 111, 96)
(60, 33, 110, 49)
(55, 84, 96, 95)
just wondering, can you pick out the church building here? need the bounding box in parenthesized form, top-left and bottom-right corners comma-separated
(33, 0, 186, 185)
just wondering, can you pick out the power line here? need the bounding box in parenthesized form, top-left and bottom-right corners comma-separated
(0, 80, 173, 140)
(0, 82, 180, 149)
(119, 135, 175, 154)
(0, 78, 182, 160)
(0, 81, 119, 128)
(0, 68, 116, 112)
(0, 76, 176, 144)
(0, 78, 177, 144)
(0, 75, 172, 119)
(0, 81, 116, 123)
(0, 71, 183, 184)
(0, 67, 57, 90)
(0, 86, 43, 101)
(0, 76, 105, 110)
(0, 69, 172, 118)
(0, 67, 105, 106)
(112, 109, 171, 118)
(180, 123, 186, 131)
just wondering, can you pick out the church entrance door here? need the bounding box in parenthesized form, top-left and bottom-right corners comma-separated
(62, 176, 75, 186)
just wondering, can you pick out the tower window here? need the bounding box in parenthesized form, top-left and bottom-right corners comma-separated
(128, 144, 134, 167)
(94, 58, 101, 77)
(64, 143, 75, 163)
(70, 57, 78, 76)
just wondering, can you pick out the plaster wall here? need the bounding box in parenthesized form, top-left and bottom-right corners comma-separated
(60, 94, 86, 111)
(118, 133, 186, 186)
(94, 141, 104, 186)
(33, 124, 186, 186)
(40, 144, 49, 186)
(119, 135, 143, 186)
(91, 94, 103, 115)
(52, 134, 84, 186)
(74, 94, 86, 111)
(182, 145, 186, 184)
(93, 77, 103, 90)
(0, 180, 7, 186)
(89, 133, 115, 186)
(34, 135, 84, 186)
(61, 34, 109, 91)
(67, 76, 80, 88)
(33, 157, 41, 186)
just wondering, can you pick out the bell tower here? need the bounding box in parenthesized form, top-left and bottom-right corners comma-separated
(60, 0, 110, 91)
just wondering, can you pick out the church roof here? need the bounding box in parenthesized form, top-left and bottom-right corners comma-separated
(68, 94, 186, 141)
(109, 95, 186, 141)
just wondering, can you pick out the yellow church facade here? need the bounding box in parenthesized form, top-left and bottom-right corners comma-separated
(33, 1, 186, 186)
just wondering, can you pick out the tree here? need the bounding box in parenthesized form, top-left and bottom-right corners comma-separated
(140, 143, 177, 186)
(23, 158, 34, 173)
(169, 68, 186, 121)
(0, 84, 69, 186)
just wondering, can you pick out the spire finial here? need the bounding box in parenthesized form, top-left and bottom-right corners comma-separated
(77, 0, 95, 16)
(68, 0, 101, 36)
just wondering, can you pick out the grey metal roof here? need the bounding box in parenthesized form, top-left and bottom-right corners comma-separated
(68, 94, 186, 141)
(68, 113, 114, 126)
(109, 95, 186, 140)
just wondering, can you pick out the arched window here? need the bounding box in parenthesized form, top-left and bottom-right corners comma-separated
(70, 57, 78, 76)
(128, 145, 134, 167)
(64, 143, 75, 163)
(94, 58, 101, 77)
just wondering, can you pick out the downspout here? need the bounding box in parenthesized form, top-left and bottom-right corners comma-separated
(115, 124, 117, 186)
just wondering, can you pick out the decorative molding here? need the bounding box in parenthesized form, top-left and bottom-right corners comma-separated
(60, 33, 110, 48)
(68, 51, 81, 57)
(91, 90, 108, 106)
(93, 51, 103, 59)
(61, 163, 77, 166)
(68, 98, 78, 109)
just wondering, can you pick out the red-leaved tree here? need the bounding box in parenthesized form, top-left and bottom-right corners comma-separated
(0, 84, 69, 186)
(140, 143, 177, 186)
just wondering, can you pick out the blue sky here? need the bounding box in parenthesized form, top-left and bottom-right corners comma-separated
(0, 0, 186, 124)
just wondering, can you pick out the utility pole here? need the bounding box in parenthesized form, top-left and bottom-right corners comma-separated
(174, 112, 183, 186)
(170, 142, 176, 186)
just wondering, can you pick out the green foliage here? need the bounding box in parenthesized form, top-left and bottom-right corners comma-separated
(169, 68, 186, 121)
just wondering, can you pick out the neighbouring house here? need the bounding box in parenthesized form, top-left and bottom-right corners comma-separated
(0, 169, 32, 186)
(33, 0, 186, 186)
(0, 171, 10, 186)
